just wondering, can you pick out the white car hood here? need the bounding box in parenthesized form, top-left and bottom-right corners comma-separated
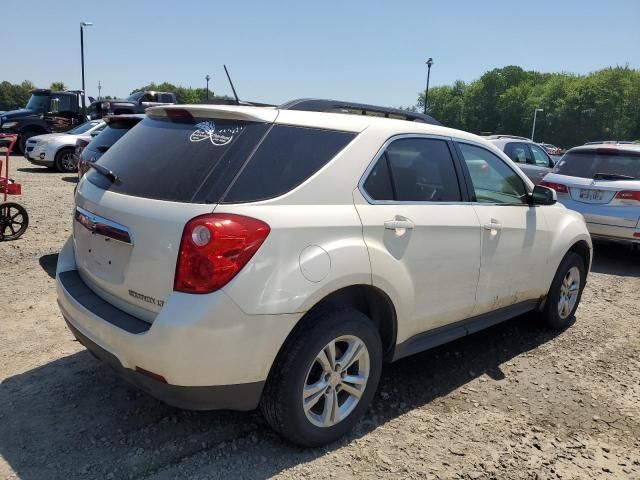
(29, 133, 65, 143)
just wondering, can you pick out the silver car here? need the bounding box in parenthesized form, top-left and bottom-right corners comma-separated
(24, 120, 105, 173)
(541, 143, 640, 245)
(485, 135, 556, 184)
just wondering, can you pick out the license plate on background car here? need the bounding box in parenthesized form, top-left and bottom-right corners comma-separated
(579, 189, 604, 201)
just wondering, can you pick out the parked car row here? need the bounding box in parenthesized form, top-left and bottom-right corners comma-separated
(56, 99, 594, 447)
(0, 87, 175, 155)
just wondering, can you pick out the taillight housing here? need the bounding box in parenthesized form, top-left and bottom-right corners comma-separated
(174, 214, 270, 294)
(614, 190, 640, 204)
(540, 180, 569, 194)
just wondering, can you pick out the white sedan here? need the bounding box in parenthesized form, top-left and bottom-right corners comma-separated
(24, 120, 105, 172)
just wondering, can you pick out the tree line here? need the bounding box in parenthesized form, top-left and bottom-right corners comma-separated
(0, 81, 220, 111)
(415, 65, 640, 147)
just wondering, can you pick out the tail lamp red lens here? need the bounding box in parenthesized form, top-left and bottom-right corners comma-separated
(540, 181, 569, 194)
(615, 190, 640, 202)
(174, 214, 270, 294)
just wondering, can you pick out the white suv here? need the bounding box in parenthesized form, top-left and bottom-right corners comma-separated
(56, 100, 592, 446)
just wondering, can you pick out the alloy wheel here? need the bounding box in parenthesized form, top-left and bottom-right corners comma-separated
(302, 335, 370, 428)
(558, 266, 580, 319)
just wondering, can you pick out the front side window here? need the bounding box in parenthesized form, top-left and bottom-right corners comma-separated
(458, 143, 527, 204)
(529, 144, 552, 167)
(363, 137, 461, 202)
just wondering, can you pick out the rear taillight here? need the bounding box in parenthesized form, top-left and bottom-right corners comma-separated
(614, 190, 640, 204)
(174, 214, 270, 294)
(540, 181, 569, 194)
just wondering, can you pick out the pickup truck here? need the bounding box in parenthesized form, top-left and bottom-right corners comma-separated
(0, 89, 94, 153)
(88, 91, 176, 119)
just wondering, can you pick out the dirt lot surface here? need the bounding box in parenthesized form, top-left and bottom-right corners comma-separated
(1, 153, 639, 480)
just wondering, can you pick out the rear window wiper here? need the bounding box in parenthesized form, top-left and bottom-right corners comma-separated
(88, 162, 119, 183)
(593, 172, 635, 180)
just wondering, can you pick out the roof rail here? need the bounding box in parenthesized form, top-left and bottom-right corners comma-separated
(279, 98, 441, 126)
(484, 134, 531, 141)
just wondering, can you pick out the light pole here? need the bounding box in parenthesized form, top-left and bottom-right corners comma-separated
(80, 21, 94, 116)
(98, 80, 102, 100)
(531, 108, 544, 141)
(205, 74, 210, 101)
(423, 57, 434, 114)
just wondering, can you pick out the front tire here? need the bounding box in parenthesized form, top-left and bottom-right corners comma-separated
(260, 308, 382, 447)
(541, 252, 586, 329)
(54, 148, 78, 173)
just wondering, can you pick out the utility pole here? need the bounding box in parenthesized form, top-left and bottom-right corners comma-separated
(205, 74, 211, 101)
(531, 108, 544, 141)
(80, 21, 94, 115)
(423, 58, 434, 114)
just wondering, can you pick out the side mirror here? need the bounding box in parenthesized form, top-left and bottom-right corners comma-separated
(531, 185, 557, 205)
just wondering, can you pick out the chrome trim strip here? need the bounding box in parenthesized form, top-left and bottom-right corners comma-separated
(74, 206, 133, 245)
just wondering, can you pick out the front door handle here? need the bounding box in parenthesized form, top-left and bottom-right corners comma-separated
(384, 219, 415, 230)
(483, 220, 503, 231)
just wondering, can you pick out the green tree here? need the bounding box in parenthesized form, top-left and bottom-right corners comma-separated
(415, 66, 640, 147)
(50, 81, 67, 91)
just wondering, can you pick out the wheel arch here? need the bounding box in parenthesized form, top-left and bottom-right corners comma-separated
(567, 239, 592, 273)
(269, 284, 398, 374)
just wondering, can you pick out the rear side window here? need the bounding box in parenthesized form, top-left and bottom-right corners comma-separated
(363, 138, 461, 202)
(222, 125, 355, 203)
(555, 150, 640, 179)
(504, 142, 528, 164)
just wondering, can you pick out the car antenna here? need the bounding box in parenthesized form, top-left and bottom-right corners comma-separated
(224, 65, 240, 105)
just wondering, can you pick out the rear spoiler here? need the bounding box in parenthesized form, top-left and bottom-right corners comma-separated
(147, 105, 278, 123)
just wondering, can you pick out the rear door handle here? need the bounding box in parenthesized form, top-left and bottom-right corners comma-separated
(384, 219, 414, 230)
(483, 220, 503, 231)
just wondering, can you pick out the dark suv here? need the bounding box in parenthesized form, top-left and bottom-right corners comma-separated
(77, 115, 144, 179)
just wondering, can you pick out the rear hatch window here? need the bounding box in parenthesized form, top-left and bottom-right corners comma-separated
(87, 114, 356, 204)
(554, 149, 640, 179)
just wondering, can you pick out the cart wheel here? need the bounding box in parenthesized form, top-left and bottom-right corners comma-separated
(0, 202, 29, 241)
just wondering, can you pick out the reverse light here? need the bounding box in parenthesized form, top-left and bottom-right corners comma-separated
(174, 214, 270, 294)
(540, 180, 569, 194)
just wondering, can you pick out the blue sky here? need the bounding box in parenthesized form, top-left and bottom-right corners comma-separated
(5, 0, 639, 107)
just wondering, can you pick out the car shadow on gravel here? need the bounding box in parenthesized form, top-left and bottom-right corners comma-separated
(17, 167, 55, 174)
(61, 176, 79, 183)
(39, 253, 58, 279)
(591, 242, 640, 277)
(0, 312, 565, 479)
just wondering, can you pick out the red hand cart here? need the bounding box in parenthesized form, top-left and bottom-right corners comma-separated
(0, 134, 29, 240)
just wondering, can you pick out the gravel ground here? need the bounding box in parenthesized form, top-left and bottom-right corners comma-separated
(1, 153, 639, 480)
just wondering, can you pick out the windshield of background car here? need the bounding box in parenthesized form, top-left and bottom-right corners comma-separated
(86, 116, 355, 204)
(25, 93, 49, 113)
(69, 121, 101, 135)
(554, 150, 640, 179)
(126, 92, 144, 101)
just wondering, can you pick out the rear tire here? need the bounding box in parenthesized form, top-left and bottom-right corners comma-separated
(541, 252, 586, 329)
(54, 148, 78, 173)
(260, 307, 382, 447)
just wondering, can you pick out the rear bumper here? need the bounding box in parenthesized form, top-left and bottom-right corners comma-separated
(55, 236, 301, 411)
(556, 198, 640, 244)
(587, 222, 640, 244)
(63, 317, 263, 410)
